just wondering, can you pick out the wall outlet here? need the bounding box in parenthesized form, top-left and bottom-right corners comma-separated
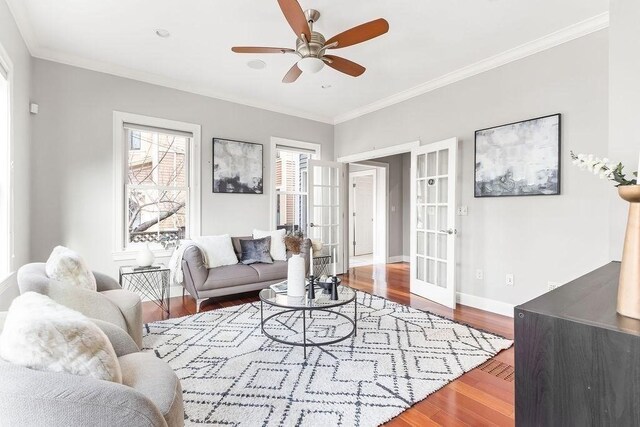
(391, 205, 396, 212)
(456, 206, 468, 216)
(475, 269, 484, 280)
(506, 274, 514, 287)
(548, 281, 562, 291)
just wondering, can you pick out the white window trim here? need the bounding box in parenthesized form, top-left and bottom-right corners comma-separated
(113, 111, 201, 260)
(269, 136, 321, 231)
(0, 41, 14, 284)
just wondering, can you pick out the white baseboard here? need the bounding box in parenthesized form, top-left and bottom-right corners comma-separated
(456, 292, 514, 318)
(388, 255, 410, 263)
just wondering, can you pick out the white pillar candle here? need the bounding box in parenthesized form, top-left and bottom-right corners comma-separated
(332, 248, 337, 276)
(309, 248, 314, 276)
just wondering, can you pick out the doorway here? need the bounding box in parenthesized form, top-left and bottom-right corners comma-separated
(346, 160, 391, 268)
(338, 139, 459, 310)
(349, 169, 376, 267)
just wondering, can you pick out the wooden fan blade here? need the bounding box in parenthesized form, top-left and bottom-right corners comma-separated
(324, 55, 366, 77)
(277, 0, 311, 40)
(326, 18, 389, 49)
(232, 47, 295, 54)
(282, 63, 302, 83)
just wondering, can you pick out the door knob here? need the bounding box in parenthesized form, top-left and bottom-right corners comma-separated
(439, 229, 457, 235)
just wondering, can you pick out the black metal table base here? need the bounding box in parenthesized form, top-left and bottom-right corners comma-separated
(120, 269, 170, 316)
(260, 300, 358, 358)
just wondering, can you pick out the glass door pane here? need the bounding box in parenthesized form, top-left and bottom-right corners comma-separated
(309, 161, 343, 272)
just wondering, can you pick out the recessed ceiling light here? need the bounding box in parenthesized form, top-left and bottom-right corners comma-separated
(321, 84, 332, 89)
(247, 59, 267, 70)
(155, 29, 171, 38)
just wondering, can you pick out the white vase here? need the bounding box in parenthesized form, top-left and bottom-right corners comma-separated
(287, 254, 306, 297)
(136, 244, 155, 267)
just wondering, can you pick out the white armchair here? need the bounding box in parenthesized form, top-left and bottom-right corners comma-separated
(17, 263, 143, 347)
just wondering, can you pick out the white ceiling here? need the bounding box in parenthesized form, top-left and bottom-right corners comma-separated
(6, 0, 609, 124)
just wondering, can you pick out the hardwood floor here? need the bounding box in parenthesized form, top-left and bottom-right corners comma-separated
(143, 262, 515, 426)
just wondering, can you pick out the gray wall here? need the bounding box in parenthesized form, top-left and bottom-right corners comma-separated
(30, 59, 333, 276)
(335, 31, 611, 306)
(370, 154, 405, 258)
(609, 0, 640, 261)
(402, 153, 410, 257)
(349, 155, 406, 259)
(0, 0, 31, 309)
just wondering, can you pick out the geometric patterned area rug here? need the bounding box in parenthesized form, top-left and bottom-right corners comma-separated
(143, 291, 512, 426)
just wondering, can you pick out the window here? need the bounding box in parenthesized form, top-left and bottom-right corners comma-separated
(129, 131, 141, 150)
(114, 112, 200, 256)
(0, 56, 10, 277)
(271, 138, 320, 235)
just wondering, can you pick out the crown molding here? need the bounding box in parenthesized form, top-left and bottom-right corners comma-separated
(333, 12, 609, 124)
(5, 0, 608, 127)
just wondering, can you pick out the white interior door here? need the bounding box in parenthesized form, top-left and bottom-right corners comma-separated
(410, 138, 458, 308)
(353, 173, 374, 256)
(308, 160, 345, 274)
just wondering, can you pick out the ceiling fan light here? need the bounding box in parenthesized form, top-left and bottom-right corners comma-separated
(297, 57, 324, 74)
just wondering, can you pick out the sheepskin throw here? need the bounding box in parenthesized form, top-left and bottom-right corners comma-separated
(0, 292, 122, 383)
(45, 245, 97, 291)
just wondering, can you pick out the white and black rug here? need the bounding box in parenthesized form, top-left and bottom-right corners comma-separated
(143, 291, 512, 426)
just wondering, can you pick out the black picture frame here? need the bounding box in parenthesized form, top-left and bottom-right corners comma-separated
(212, 138, 264, 194)
(474, 113, 561, 198)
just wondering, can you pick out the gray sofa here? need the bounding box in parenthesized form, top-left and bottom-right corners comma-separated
(182, 236, 311, 311)
(17, 263, 143, 348)
(0, 312, 184, 427)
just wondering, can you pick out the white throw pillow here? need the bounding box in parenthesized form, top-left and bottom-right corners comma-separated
(45, 246, 97, 291)
(194, 235, 238, 268)
(0, 292, 122, 383)
(253, 229, 287, 261)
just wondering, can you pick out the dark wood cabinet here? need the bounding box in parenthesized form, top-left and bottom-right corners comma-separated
(515, 262, 640, 426)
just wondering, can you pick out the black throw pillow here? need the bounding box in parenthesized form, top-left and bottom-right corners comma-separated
(239, 237, 273, 265)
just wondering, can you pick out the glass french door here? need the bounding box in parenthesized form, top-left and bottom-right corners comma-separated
(410, 138, 458, 308)
(308, 160, 344, 274)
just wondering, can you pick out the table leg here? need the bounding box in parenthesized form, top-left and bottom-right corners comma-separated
(354, 298, 358, 337)
(302, 310, 307, 358)
(260, 301, 263, 331)
(164, 271, 170, 316)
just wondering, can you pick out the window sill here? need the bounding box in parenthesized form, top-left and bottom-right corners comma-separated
(112, 249, 175, 262)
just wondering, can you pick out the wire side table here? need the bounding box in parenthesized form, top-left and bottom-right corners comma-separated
(119, 265, 171, 315)
(313, 255, 332, 277)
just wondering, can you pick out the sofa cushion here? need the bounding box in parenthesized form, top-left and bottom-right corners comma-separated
(45, 246, 97, 291)
(249, 261, 288, 282)
(239, 237, 273, 265)
(194, 235, 238, 268)
(231, 236, 252, 259)
(253, 229, 287, 261)
(0, 292, 122, 383)
(202, 264, 260, 290)
(119, 352, 184, 427)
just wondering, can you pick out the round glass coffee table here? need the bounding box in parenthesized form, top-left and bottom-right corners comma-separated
(259, 285, 357, 358)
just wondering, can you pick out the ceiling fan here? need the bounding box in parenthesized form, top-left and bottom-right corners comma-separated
(231, 0, 389, 83)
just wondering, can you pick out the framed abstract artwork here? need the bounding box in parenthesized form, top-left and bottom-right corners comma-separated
(474, 114, 561, 197)
(213, 138, 263, 194)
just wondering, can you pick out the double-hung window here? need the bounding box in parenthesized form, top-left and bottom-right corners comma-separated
(272, 139, 320, 235)
(0, 55, 11, 278)
(114, 112, 200, 256)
